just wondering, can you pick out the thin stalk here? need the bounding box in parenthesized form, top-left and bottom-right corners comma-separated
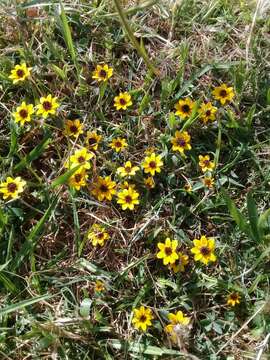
(112, 0, 159, 77)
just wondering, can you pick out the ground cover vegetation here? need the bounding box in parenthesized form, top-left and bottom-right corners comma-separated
(0, 0, 270, 359)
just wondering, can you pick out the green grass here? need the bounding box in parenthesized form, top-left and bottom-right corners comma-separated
(0, 0, 270, 359)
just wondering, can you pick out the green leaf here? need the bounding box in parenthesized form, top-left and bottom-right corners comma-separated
(258, 208, 270, 240)
(246, 191, 260, 242)
(0, 294, 52, 317)
(14, 134, 51, 172)
(10, 195, 59, 271)
(51, 164, 81, 189)
(221, 189, 251, 237)
(0, 273, 18, 293)
(79, 298, 92, 318)
(103, 339, 189, 356)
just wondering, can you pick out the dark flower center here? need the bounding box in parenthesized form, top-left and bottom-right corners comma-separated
(200, 246, 210, 256)
(100, 184, 108, 193)
(99, 69, 107, 78)
(16, 69, 25, 77)
(139, 315, 147, 322)
(125, 195, 132, 203)
(97, 232, 104, 239)
(88, 137, 97, 145)
(42, 101, 52, 111)
(74, 174, 82, 182)
(70, 125, 78, 133)
(165, 247, 172, 256)
(78, 156, 85, 163)
(204, 160, 210, 166)
(149, 161, 156, 169)
(205, 110, 211, 116)
(230, 293, 238, 301)
(7, 182, 17, 193)
(182, 104, 190, 113)
(177, 139, 186, 147)
(19, 109, 28, 118)
(219, 89, 227, 97)
(119, 98, 126, 105)
(115, 141, 122, 148)
(125, 166, 131, 173)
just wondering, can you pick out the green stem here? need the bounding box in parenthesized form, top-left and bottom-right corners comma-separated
(112, 0, 159, 77)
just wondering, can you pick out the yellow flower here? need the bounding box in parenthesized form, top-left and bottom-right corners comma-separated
(36, 94, 59, 118)
(117, 186, 139, 211)
(132, 306, 153, 332)
(110, 137, 128, 153)
(191, 235, 216, 265)
(91, 176, 116, 201)
(184, 183, 192, 193)
(92, 64, 113, 82)
(174, 98, 194, 119)
(142, 152, 163, 176)
(114, 92, 132, 110)
(198, 155, 215, 173)
(157, 238, 179, 265)
(9, 63, 31, 84)
(64, 119, 84, 138)
(119, 181, 136, 190)
(67, 147, 93, 170)
(227, 292, 241, 307)
(170, 252, 189, 273)
(202, 176, 214, 189)
(165, 311, 190, 342)
(68, 169, 88, 190)
(117, 161, 139, 178)
(198, 102, 217, 124)
(144, 176, 155, 189)
(88, 224, 110, 247)
(0, 176, 26, 200)
(13, 101, 34, 126)
(85, 131, 102, 151)
(171, 131, 191, 154)
(212, 84, 235, 105)
(94, 280, 105, 293)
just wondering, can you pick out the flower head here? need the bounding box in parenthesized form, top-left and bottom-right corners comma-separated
(68, 169, 88, 190)
(144, 176, 155, 189)
(157, 238, 179, 265)
(110, 137, 128, 153)
(94, 280, 105, 293)
(165, 311, 190, 342)
(132, 306, 153, 332)
(117, 161, 139, 178)
(198, 155, 215, 173)
(117, 186, 139, 210)
(175, 98, 194, 119)
(68, 147, 93, 170)
(85, 131, 102, 151)
(202, 176, 215, 189)
(9, 63, 31, 84)
(114, 92, 132, 110)
(88, 224, 110, 247)
(64, 119, 84, 138)
(91, 176, 116, 201)
(0, 177, 26, 200)
(191, 235, 216, 265)
(184, 183, 192, 193)
(212, 84, 235, 105)
(36, 94, 59, 118)
(227, 292, 241, 307)
(142, 152, 163, 176)
(170, 252, 189, 273)
(198, 102, 217, 124)
(92, 64, 113, 82)
(13, 101, 34, 126)
(171, 131, 191, 154)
